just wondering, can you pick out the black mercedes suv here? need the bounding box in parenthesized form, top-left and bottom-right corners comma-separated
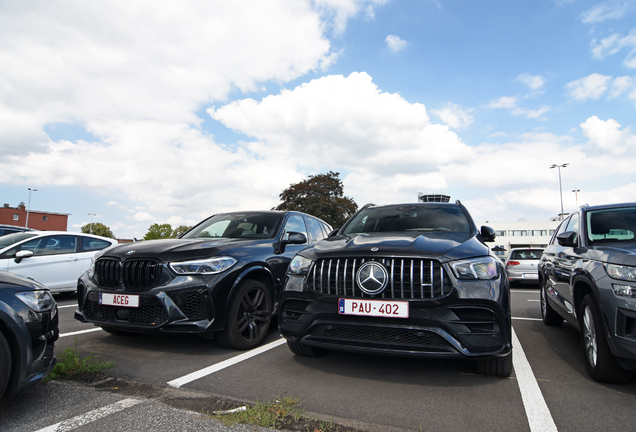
(279, 202, 513, 377)
(75, 211, 332, 350)
(539, 202, 636, 383)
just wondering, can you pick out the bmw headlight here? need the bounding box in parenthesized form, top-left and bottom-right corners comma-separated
(605, 263, 636, 282)
(16, 290, 56, 313)
(451, 257, 499, 280)
(169, 257, 237, 275)
(288, 255, 313, 275)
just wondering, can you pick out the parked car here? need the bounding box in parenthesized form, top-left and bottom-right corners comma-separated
(0, 224, 35, 237)
(539, 202, 636, 383)
(0, 271, 59, 398)
(279, 202, 513, 377)
(75, 210, 332, 350)
(0, 231, 118, 293)
(505, 248, 543, 286)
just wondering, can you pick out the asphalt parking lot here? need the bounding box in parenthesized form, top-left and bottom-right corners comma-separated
(2, 287, 636, 432)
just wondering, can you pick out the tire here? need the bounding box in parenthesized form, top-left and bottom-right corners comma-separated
(216, 280, 272, 350)
(540, 281, 563, 326)
(286, 340, 327, 358)
(579, 294, 633, 384)
(0, 332, 11, 399)
(476, 352, 513, 377)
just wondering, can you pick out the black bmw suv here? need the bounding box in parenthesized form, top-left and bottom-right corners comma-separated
(75, 211, 332, 350)
(279, 202, 513, 377)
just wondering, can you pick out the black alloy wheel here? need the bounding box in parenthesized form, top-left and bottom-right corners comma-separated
(0, 332, 11, 398)
(540, 280, 563, 326)
(216, 280, 272, 350)
(579, 294, 633, 384)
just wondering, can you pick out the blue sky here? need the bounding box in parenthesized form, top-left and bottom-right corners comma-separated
(1, 0, 635, 238)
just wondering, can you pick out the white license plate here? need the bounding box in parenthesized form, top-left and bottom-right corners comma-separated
(99, 293, 139, 308)
(523, 274, 538, 279)
(338, 298, 409, 318)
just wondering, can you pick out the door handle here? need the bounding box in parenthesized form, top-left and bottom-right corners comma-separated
(66, 258, 78, 262)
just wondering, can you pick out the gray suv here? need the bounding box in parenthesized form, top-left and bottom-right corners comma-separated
(538, 202, 636, 383)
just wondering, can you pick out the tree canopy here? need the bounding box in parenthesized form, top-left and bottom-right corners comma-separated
(81, 222, 115, 239)
(143, 223, 193, 240)
(274, 171, 358, 228)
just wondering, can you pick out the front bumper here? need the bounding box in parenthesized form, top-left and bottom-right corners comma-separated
(279, 291, 512, 360)
(75, 273, 222, 335)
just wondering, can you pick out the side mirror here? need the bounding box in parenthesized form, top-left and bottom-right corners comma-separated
(557, 231, 577, 247)
(480, 226, 496, 242)
(283, 232, 307, 245)
(14, 250, 34, 264)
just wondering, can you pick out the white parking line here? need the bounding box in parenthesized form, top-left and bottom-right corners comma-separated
(59, 328, 103, 338)
(34, 398, 142, 432)
(513, 317, 541, 321)
(167, 338, 287, 388)
(527, 299, 540, 302)
(512, 327, 558, 432)
(57, 304, 77, 309)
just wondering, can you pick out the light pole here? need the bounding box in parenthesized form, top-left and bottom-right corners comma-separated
(572, 187, 580, 206)
(550, 164, 568, 220)
(88, 206, 96, 234)
(25, 188, 38, 228)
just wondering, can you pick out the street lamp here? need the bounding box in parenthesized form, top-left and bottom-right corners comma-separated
(88, 206, 97, 234)
(25, 188, 38, 228)
(550, 164, 568, 220)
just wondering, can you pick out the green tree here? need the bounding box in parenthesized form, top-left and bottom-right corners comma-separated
(144, 223, 174, 240)
(171, 225, 192, 238)
(274, 171, 358, 228)
(81, 222, 115, 239)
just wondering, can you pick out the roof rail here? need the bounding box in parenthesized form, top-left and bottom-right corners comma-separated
(361, 203, 377, 210)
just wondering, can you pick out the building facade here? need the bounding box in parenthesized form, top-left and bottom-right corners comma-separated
(0, 203, 69, 231)
(479, 219, 563, 260)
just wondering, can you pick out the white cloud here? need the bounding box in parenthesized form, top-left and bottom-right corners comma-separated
(385, 35, 407, 52)
(581, 1, 632, 23)
(511, 105, 551, 119)
(609, 76, 635, 97)
(515, 73, 545, 90)
(566, 73, 612, 100)
(432, 103, 474, 128)
(580, 116, 636, 154)
(488, 96, 517, 109)
(591, 29, 636, 68)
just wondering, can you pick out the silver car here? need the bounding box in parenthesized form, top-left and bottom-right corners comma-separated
(505, 248, 543, 286)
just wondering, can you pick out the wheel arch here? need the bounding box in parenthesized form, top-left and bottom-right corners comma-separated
(229, 265, 277, 307)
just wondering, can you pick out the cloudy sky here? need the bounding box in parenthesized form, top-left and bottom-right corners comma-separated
(1, 0, 635, 239)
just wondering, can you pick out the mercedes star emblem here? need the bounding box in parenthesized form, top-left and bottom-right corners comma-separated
(356, 261, 389, 295)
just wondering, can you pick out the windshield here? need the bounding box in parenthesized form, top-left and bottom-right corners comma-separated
(587, 206, 636, 244)
(182, 212, 283, 239)
(0, 232, 38, 249)
(342, 204, 471, 235)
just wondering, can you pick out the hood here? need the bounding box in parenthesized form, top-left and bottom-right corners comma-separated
(587, 242, 636, 266)
(99, 237, 272, 262)
(310, 232, 489, 262)
(0, 270, 47, 291)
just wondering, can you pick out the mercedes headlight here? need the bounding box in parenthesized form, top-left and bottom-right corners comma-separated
(451, 257, 499, 280)
(288, 255, 313, 275)
(170, 257, 237, 275)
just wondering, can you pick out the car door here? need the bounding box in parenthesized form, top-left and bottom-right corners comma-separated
(269, 214, 311, 281)
(6, 234, 82, 292)
(549, 213, 581, 317)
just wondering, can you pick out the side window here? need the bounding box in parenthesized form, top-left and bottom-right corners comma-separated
(283, 215, 308, 240)
(22, 235, 77, 256)
(304, 216, 326, 243)
(566, 213, 579, 236)
(321, 222, 333, 237)
(550, 218, 571, 245)
(81, 237, 113, 252)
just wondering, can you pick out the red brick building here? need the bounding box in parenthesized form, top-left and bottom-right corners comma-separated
(0, 203, 69, 231)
